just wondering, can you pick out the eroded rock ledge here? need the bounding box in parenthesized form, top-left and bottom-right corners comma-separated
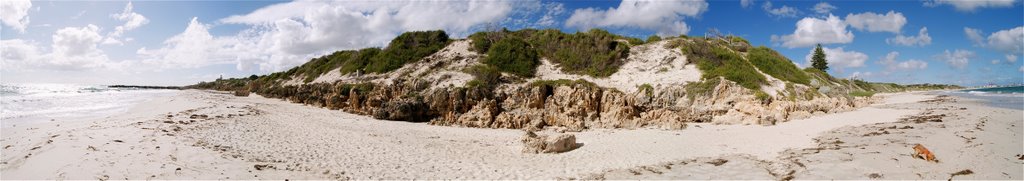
(250, 76, 875, 131)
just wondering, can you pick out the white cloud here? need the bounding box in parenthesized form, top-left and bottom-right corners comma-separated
(137, 17, 236, 69)
(935, 49, 975, 69)
(762, 1, 798, 18)
(878, 51, 927, 71)
(741, 0, 754, 8)
(964, 26, 1024, 61)
(771, 14, 854, 48)
(845, 11, 906, 33)
(0, 39, 41, 69)
(0, 0, 31, 33)
(1020, 65, 1024, 72)
(812, 2, 837, 14)
(1007, 54, 1018, 63)
(924, 0, 1016, 12)
(565, 0, 707, 36)
(886, 27, 932, 46)
(986, 26, 1024, 54)
(805, 46, 867, 69)
(2, 25, 115, 71)
(964, 27, 985, 45)
(168, 1, 517, 72)
(535, 2, 565, 27)
(110, 1, 149, 36)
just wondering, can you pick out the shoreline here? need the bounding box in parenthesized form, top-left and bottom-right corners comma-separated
(1, 90, 1020, 179)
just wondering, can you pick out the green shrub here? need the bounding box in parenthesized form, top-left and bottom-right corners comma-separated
(646, 35, 662, 43)
(684, 77, 721, 99)
(747, 47, 811, 85)
(469, 28, 631, 77)
(464, 65, 502, 90)
(690, 45, 766, 90)
(365, 30, 450, 73)
(338, 48, 381, 74)
(483, 37, 539, 77)
(638, 83, 654, 97)
(754, 90, 771, 104)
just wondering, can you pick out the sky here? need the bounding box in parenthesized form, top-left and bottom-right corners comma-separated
(1, 0, 1022, 86)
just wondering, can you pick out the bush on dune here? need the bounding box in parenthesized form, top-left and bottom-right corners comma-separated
(483, 37, 539, 77)
(470, 28, 634, 77)
(682, 38, 766, 90)
(746, 46, 811, 85)
(365, 30, 450, 73)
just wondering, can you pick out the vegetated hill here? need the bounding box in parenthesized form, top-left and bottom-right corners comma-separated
(191, 29, 961, 131)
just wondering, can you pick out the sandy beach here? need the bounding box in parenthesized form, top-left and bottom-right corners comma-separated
(2, 90, 1021, 179)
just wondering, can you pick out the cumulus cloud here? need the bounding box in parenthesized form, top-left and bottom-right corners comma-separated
(104, 1, 149, 45)
(935, 49, 975, 69)
(771, 14, 854, 48)
(762, 1, 799, 18)
(886, 27, 932, 46)
(878, 51, 928, 71)
(565, 0, 707, 36)
(535, 2, 565, 27)
(0, 39, 41, 69)
(137, 17, 238, 69)
(1007, 54, 1018, 63)
(964, 26, 1024, 61)
(986, 26, 1024, 55)
(804, 46, 867, 69)
(0, 0, 32, 33)
(2, 25, 115, 71)
(812, 2, 837, 14)
(845, 11, 906, 33)
(154, 1, 518, 71)
(924, 0, 1017, 12)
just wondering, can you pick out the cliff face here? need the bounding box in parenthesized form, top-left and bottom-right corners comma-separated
(214, 33, 903, 131)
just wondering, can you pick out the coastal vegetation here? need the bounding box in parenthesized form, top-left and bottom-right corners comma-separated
(747, 46, 811, 85)
(469, 28, 639, 77)
(482, 37, 539, 77)
(681, 38, 766, 90)
(257, 30, 450, 84)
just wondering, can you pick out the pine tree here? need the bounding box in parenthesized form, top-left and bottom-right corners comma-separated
(811, 44, 829, 71)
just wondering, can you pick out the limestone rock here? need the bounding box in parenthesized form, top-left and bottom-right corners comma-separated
(454, 99, 498, 127)
(521, 131, 579, 154)
(543, 85, 602, 131)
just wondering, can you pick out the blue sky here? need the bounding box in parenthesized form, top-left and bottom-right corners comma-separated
(1, 0, 1021, 86)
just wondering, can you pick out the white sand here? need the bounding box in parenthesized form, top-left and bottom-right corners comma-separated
(3, 90, 1019, 179)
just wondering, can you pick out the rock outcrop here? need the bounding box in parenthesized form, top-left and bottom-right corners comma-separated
(521, 131, 580, 154)
(239, 39, 882, 132)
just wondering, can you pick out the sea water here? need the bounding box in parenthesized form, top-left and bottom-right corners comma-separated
(1, 83, 178, 128)
(943, 86, 1024, 110)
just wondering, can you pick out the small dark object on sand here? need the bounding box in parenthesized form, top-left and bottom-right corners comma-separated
(706, 159, 728, 166)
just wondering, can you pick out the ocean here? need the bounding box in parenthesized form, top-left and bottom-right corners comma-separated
(1, 84, 178, 128)
(944, 86, 1024, 110)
